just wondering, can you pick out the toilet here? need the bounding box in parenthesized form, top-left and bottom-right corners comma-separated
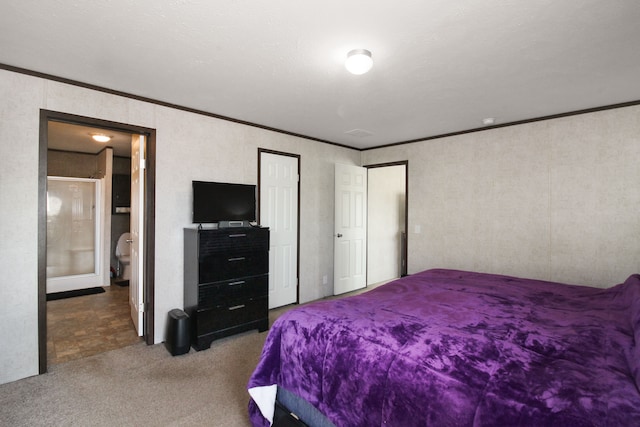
(116, 232, 132, 281)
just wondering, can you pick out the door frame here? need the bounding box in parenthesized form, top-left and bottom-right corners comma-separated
(38, 109, 157, 374)
(364, 160, 409, 277)
(257, 148, 301, 304)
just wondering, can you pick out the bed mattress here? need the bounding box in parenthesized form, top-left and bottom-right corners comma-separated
(248, 269, 640, 426)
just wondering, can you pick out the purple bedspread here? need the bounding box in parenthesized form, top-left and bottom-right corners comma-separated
(248, 269, 640, 426)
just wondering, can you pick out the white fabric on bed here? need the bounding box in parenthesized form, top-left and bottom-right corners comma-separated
(248, 384, 277, 425)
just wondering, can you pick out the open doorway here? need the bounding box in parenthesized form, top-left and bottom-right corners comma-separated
(366, 161, 408, 286)
(38, 110, 156, 373)
(332, 161, 408, 295)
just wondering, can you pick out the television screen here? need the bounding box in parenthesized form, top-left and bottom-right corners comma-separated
(192, 181, 256, 223)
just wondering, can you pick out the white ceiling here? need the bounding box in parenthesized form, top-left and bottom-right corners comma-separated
(48, 121, 133, 157)
(2, 1, 640, 150)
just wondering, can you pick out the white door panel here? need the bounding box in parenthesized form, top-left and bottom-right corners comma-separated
(130, 134, 144, 336)
(334, 163, 367, 295)
(260, 152, 298, 308)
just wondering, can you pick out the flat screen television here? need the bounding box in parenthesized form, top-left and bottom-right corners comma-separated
(192, 181, 257, 224)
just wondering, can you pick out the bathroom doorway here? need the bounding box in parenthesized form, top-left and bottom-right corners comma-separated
(38, 110, 156, 372)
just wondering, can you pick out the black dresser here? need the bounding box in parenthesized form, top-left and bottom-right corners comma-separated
(184, 226, 269, 351)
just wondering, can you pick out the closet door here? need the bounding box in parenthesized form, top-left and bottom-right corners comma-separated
(260, 151, 299, 309)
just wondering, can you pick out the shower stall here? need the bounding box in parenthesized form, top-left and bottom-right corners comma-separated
(46, 176, 104, 293)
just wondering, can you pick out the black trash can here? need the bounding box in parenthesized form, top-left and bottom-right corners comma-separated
(165, 309, 190, 356)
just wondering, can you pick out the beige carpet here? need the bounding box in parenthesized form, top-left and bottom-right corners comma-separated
(1, 284, 384, 426)
(0, 325, 272, 426)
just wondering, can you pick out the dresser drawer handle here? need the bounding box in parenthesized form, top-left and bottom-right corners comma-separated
(229, 234, 247, 238)
(228, 257, 246, 262)
(228, 304, 245, 311)
(229, 281, 245, 286)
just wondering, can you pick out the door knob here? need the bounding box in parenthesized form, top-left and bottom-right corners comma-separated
(336, 233, 343, 238)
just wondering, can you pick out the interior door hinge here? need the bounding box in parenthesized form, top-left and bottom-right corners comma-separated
(141, 159, 147, 170)
(139, 302, 145, 313)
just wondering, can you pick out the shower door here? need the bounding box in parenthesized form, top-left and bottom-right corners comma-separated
(46, 177, 103, 293)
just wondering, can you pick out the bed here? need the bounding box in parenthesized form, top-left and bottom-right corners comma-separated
(247, 269, 640, 426)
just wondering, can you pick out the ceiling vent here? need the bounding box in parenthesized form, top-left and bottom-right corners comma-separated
(345, 128, 374, 138)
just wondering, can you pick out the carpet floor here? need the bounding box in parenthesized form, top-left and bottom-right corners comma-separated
(0, 327, 270, 426)
(1, 283, 384, 426)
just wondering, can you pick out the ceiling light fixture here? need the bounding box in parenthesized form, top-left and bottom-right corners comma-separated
(91, 133, 111, 143)
(345, 49, 373, 75)
(482, 118, 496, 126)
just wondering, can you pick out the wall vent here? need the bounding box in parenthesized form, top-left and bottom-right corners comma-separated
(345, 128, 373, 138)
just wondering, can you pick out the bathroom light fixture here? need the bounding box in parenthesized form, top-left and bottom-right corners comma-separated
(345, 49, 373, 75)
(91, 133, 111, 143)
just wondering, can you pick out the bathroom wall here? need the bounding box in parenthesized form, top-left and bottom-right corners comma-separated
(97, 148, 113, 286)
(48, 150, 98, 178)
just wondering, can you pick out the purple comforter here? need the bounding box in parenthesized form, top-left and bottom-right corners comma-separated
(248, 269, 640, 426)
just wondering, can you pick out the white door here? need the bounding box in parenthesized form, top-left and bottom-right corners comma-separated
(260, 152, 299, 308)
(334, 163, 367, 295)
(130, 134, 145, 336)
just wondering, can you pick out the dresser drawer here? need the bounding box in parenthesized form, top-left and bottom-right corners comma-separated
(198, 275, 267, 308)
(199, 251, 268, 283)
(185, 226, 270, 351)
(195, 297, 268, 335)
(198, 228, 269, 256)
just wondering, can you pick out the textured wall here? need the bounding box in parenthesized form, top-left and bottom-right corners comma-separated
(48, 150, 98, 178)
(0, 70, 42, 385)
(4, 64, 637, 385)
(0, 69, 359, 384)
(362, 106, 640, 288)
